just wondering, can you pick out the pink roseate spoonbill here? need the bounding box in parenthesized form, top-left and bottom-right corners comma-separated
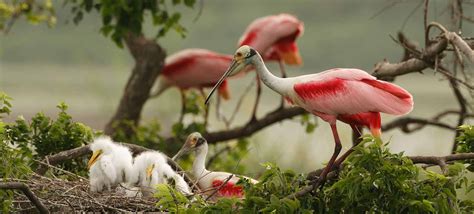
(172, 132, 258, 198)
(238, 13, 304, 121)
(150, 49, 235, 123)
(205, 46, 414, 185)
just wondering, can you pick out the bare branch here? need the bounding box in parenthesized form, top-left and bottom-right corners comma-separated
(372, 38, 448, 78)
(0, 182, 49, 214)
(203, 107, 306, 144)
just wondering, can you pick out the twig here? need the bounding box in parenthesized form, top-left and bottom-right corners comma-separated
(206, 145, 232, 168)
(0, 182, 49, 214)
(205, 174, 234, 201)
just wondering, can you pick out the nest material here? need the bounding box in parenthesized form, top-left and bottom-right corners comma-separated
(7, 174, 160, 213)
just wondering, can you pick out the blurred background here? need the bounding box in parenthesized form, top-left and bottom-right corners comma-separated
(1, 0, 473, 174)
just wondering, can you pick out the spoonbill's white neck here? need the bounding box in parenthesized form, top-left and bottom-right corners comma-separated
(250, 53, 290, 95)
(192, 143, 210, 177)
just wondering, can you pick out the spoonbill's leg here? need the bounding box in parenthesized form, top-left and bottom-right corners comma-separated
(351, 125, 362, 146)
(314, 122, 342, 188)
(333, 125, 363, 169)
(179, 90, 186, 123)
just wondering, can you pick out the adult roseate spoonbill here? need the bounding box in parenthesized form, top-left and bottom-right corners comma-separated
(88, 136, 134, 192)
(172, 132, 258, 198)
(132, 151, 192, 196)
(206, 46, 414, 185)
(150, 49, 235, 122)
(238, 13, 304, 120)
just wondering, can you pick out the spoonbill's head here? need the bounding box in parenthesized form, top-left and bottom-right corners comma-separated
(205, 45, 258, 104)
(172, 132, 207, 161)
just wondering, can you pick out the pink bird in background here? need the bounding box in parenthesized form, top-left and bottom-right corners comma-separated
(150, 49, 233, 122)
(238, 13, 304, 120)
(238, 13, 304, 68)
(206, 46, 414, 186)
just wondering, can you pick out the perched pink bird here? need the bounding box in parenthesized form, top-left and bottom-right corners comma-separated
(152, 48, 233, 99)
(206, 46, 414, 185)
(238, 13, 304, 67)
(173, 132, 258, 198)
(150, 49, 234, 122)
(238, 13, 304, 120)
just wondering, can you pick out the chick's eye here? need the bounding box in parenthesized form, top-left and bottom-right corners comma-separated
(236, 52, 242, 57)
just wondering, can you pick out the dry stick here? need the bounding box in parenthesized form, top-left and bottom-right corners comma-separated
(222, 80, 256, 128)
(206, 145, 232, 168)
(382, 110, 474, 133)
(0, 182, 49, 214)
(424, 0, 430, 47)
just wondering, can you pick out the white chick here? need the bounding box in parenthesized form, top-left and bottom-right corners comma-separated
(88, 136, 134, 192)
(132, 151, 192, 197)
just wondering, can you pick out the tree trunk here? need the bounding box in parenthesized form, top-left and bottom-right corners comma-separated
(104, 33, 166, 136)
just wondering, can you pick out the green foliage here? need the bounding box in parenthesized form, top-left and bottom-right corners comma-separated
(0, 0, 56, 32)
(0, 92, 12, 117)
(65, 0, 196, 47)
(325, 136, 458, 213)
(1, 101, 95, 175)
(154, 136, 474, 213)
(456, 125, 474, 172)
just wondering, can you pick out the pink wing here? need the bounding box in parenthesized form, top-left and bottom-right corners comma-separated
(292, 68, 413, 116)
(162, 49, 233, 89)
(238, 13, 303, 54)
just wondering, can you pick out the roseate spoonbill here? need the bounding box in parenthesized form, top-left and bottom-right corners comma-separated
(238, 13, 304, 121)
(150, 49, 234, 123)
(172, 132, 258, 198)
(132, 151, 192, 196)
(88, 136, 134, 192)
(205, 46, 414, 185)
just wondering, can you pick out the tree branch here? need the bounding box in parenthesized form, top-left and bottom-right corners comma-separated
(204, 107, 306, 144)
(372, 38, 448, 78)
(0, 182, 49, 214)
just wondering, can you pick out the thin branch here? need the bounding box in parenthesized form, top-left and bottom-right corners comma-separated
(0, 182, 49, 214)
(372, 38, 448, 78)
(205, 174, 233, 201)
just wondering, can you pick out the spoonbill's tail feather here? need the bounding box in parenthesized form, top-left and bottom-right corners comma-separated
(360, 79, 414, 115)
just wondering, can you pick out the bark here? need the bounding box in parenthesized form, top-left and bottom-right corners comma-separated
(104, 33, 166, 136)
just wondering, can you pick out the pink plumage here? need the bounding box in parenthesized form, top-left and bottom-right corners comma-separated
(154, 49, 233, 99)
(238, 13, 304, 65)
(288, 68, 413, 135)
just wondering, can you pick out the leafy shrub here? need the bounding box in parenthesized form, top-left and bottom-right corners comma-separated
(1, 98, 95, 175)
(154, 136, 474, 213)
(456, 125, 474, 172)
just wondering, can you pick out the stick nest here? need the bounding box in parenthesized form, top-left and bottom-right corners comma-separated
(7, 173, 159, 213)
